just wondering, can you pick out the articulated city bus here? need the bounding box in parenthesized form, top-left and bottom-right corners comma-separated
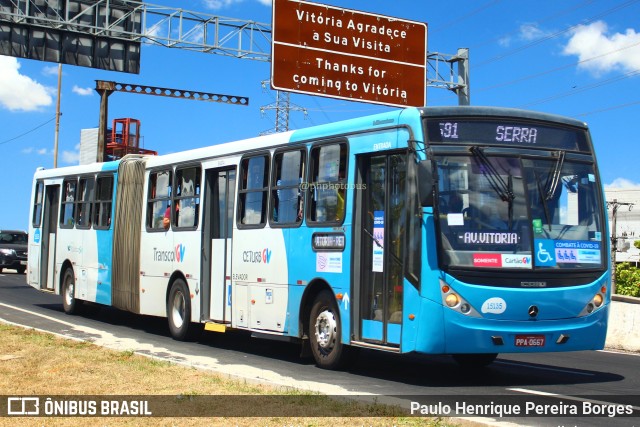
(27, 106, 610, 369)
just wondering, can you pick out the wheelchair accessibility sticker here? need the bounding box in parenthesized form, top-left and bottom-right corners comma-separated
(535, 239, 602, 267)
(534, 239, 556, 267)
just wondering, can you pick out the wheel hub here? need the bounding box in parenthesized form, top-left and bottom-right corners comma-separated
(314, 310, 337, 350)
(171, 291, 185, 329)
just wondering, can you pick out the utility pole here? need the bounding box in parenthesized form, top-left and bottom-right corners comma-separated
(608, 199, 634, 294)
(259, 81, 307, 135)
(53, 63, 62, 168)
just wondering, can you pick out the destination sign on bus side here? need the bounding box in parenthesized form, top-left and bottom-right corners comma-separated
(425, 119, 590, 152)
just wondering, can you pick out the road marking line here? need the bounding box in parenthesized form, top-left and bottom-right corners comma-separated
(508, 387, 640, 411)
(0, 301, 79, 328)
(598, 349, 640, 357)
(495, 360, 595, 376)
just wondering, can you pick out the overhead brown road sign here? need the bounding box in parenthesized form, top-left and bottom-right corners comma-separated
(271, 0, 427, 108)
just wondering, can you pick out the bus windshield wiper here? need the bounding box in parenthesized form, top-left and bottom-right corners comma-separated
(469, 146, 515, 203)
(535, 169, 552, 232)
(544, 150, 566, 200)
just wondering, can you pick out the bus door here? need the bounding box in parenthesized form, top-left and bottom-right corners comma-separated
(40, 185, 60, 290)
(354, 153, 407, 347)
(201, 167, 236, 323)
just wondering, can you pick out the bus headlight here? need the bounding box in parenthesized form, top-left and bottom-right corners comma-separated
(445, 293, 459, 307)
(593, 293, 603, 307)
(578, 288, 607, 317)
(440, 280, 481, 317)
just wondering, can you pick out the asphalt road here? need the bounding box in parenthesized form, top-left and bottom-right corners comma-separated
(1, 271, 639, 426)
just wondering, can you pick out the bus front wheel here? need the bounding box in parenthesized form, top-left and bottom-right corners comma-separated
(62, 268, 78, 315)
(309, 290, 349, 370)
(167, 279, 201, 341)
(452, 353, 498, 368)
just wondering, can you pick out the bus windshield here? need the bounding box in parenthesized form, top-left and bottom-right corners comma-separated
(435, 151, 605, 271)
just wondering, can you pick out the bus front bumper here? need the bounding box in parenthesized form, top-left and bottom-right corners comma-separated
(438, 304, 609, 354)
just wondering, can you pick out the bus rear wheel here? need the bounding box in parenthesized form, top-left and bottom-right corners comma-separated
(62, 268, 78, 315)
(167, 279, 201, 341)
(452, 353, 498, 368)
(309, 290, 349, 370)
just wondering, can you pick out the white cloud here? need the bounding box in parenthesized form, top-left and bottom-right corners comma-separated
(563, 21, 640, 76)
(61, 144, 80, 165)
(498, 36, 511, 48)
(42, 65, 59, 77)
(72, 85, 94, 96)
(145, 21, 164, 38)
(22, 147, 50, 156)
(255, 0, 271, 5)
(606, 178, 640, 189)
(202, 0, 244, 9)
(519, 23, 547, 41)
(0, 56, 53, 111)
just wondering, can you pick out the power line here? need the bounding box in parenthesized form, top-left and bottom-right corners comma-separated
(0, 116, 56, 145)
(518, 69, 640, 108)
(468, 0, 598, 50)
(475, 0, 640, 68)
(576, 99, 640, 117)
(431, 0, 502, 33)
(476, 40, 640, 93)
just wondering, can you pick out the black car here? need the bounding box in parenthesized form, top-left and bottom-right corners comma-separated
(0, 230, 28, 274)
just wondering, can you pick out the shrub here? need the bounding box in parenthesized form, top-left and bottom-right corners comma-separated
(615, 262, 640, 297)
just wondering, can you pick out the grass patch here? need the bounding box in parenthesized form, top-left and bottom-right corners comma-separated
(0, 324, 457, 426)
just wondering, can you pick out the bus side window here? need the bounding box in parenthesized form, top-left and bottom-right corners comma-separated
(76, 177, 94, 229)
(147, 169, 172, 231)
(271, 149, 305, 226)
(32, 181, 44, 228)
(238, 155, 269, 227)
(174, 166, 201, 229)
(308, 142, 347, 224)
(94, 175, 114, 229)
(60, 179, 77, 228)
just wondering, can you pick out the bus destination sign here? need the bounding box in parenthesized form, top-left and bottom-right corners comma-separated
(271, 0, 427, 108)
(425, 119, 590, 152)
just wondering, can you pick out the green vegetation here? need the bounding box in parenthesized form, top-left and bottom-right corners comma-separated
(0, 323, 455, 427)
(615, 261, 640, 297)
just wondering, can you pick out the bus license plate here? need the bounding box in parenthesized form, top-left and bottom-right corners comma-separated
(515, 335, 545, 347)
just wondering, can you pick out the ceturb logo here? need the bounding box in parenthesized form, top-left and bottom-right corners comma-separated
(242, 248, 272, 264)
(473, 254, 502, 267)
(262, 248, 272, 263)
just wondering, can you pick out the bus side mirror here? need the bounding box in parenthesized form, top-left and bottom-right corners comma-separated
(417, 160, 435, 207)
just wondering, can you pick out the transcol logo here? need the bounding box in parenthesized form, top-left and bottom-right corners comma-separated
(153, 244, 186, 263)
(175, 244, 186, 262)
(242, 248, 272, 264)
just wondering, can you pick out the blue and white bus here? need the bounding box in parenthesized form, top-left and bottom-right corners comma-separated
(27, 106, 610, 369)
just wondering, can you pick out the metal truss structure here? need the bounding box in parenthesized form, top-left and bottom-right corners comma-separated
(0, 0, 468, 100)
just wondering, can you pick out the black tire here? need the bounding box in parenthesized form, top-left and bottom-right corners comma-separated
(452, 353, 498, 368)
(167, 278, 202, 341)
(17, 266, 26, 274)
(309, 290, 350, 370)
(62, 268, 78, 314)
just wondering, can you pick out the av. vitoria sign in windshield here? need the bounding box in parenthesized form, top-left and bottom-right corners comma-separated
(271, 0, 427, 107)
(426, 119, 591, 152)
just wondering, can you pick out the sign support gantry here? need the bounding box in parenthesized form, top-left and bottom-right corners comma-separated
(1, 0, 468, 102)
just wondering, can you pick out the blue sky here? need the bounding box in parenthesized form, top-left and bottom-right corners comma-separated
(1, 0, 639, 230)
